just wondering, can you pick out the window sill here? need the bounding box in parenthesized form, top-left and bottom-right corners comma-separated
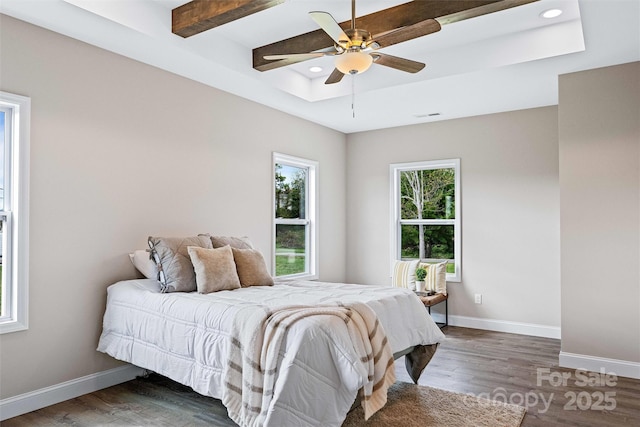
(0, 319, 28, 335)
(275, 273, 318, 282)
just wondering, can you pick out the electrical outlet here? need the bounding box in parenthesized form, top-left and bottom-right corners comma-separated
(474, 294, 482, 304)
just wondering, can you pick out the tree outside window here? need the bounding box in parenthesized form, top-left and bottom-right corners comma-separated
(392, 159, 461, 281)
(273, 154, 317, 279)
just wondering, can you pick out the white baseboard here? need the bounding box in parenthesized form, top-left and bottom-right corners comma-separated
(559, 351, 640, 380)
(0, 364, 145, 421)
(429, 312, 561, 339)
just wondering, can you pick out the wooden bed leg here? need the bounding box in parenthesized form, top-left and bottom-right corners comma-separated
(404, 343, 439, 384)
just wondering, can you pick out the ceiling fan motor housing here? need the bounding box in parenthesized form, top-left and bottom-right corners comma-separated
(342, 28, 372, 49)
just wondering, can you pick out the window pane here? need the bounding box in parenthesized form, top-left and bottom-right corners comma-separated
(275, 163, 307, 219)
(0, 111, 5, 211)
(0, 93, 29, 333)
(400, 224, 454, 268)
(400, 168, 455, 220)
(0, 220, 3, 316)
(0, 111, 4, 317)
(275, 224, 306, 276)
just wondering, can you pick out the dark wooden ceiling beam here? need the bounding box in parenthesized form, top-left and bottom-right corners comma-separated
(172, 0, 285, 38)
(253, 0, 538, 72)
(436, 0, 538, 25)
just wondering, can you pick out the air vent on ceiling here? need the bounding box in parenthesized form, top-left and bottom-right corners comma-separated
(414, 112, 441, 118)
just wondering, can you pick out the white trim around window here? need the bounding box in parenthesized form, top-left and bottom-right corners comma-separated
(272, 153, 318, 280)
(0, 91, 30, 334)
(390, 158, 461, 282)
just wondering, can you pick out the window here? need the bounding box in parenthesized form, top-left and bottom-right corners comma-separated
(273, 153, 317, 279)
(391, 159, 461, 282)
(0, 91, 30, 334)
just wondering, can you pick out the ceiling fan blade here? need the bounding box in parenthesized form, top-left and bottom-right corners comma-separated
(371, 19, 441, 50)
(264, 53, 327, 61)
(371, 53, 425, 73)
(325, 68, 345, 85)
(309, 11, 350, 47)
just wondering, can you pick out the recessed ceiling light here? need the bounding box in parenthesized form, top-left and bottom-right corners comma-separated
(309, 66, 323, 73)
(540, 9, 563, 19)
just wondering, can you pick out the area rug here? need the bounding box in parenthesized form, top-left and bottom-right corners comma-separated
(342, 382, 526, 427)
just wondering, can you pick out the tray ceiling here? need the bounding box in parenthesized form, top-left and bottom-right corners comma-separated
(1, 0, 638, 133)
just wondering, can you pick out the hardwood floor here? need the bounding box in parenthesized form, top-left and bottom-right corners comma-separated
(4, 326, 639, 426)
(399, 327, 640, 427)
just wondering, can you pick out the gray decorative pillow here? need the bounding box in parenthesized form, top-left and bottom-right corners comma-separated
(200, 234, 254, 250)
(188, 245, 241, 294)
(231, 247, 274, 287)
(148, 235, 212, 293)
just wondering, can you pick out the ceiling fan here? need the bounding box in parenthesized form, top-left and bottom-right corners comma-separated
(263, 0, 442, 84)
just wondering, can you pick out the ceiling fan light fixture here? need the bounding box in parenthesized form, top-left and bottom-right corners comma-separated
(335, 50, 373, 75)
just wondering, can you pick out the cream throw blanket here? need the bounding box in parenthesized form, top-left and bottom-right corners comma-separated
(222, 302, 396, 427)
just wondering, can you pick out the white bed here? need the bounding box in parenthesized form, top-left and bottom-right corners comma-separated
(98, 278, 445, 426)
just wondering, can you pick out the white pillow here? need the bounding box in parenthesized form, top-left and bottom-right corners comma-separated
(392, 259, 419, 289)
(129, 250, 158, 280)
(420, 261, 447, 295)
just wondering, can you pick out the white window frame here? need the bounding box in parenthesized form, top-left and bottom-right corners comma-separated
(272, 153, 318, 280)
(390, 158, 461, 282)
(0, 91, 30, 334)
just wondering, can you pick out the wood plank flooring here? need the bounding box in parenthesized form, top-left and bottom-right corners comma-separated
(399, 327, 640, 427)
(3, 326, 639, 426)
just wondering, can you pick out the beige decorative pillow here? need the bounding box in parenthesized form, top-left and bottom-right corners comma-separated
(188, 246, 241, 294)
(392, 260, 420, 289)
(148, 235, 212, 293)
(231, 247, 274, 287)
(200, 234, 254, 250)
(420, 261, 448, 295)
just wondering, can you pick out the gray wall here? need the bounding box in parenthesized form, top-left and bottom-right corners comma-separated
(0, 15, 347, 399)
(345, 107, 561, 328)
(559, 62, 640, 363)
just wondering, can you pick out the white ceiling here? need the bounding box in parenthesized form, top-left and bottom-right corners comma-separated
(1, 0, 639, 134)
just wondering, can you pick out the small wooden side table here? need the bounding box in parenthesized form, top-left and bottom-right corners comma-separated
(416, 292, 448, 328)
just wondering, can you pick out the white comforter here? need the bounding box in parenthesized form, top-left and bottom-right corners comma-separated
(97, 279, 445, 426)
